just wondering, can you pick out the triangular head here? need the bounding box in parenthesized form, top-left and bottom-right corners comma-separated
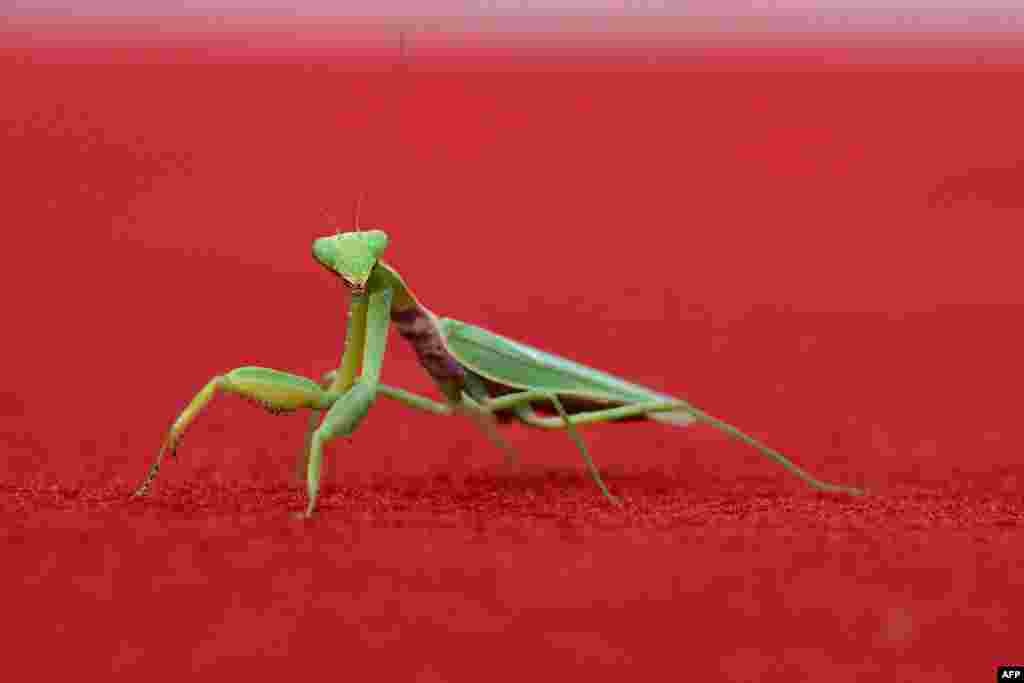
(312, 230, 389, 294)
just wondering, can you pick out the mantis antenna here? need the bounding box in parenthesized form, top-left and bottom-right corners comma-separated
(353, 192, 366, 232)
(320, 193, 365, 235)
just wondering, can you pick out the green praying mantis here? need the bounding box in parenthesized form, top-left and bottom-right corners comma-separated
(134, 202, 865, 517)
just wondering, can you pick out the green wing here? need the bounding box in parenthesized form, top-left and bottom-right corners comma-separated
(439, 320, 859, 496)
(440, 318, 678, 404)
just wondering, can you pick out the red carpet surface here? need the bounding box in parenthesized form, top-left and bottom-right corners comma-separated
(3, 41, 1024, 681)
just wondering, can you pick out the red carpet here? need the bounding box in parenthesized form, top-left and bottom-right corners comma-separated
(2, 44, 1023, 681)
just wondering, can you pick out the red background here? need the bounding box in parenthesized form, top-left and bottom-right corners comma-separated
(2, 27, 1023, 681)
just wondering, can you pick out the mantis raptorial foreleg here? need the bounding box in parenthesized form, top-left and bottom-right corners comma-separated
(134, 367, 335, 497)
(303, 287, 393, 517)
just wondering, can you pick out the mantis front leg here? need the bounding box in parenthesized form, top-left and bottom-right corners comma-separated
(303, 287, 393, 517)
(295, 289, 372, 483)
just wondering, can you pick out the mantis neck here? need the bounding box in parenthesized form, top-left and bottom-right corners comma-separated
(368, 260, 420, 313)
(368, 260, 467, 401)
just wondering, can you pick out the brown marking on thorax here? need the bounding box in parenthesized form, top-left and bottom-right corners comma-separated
(391, 306, 466, 401)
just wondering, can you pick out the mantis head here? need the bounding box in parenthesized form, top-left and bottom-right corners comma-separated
(312, 229, 389, 294)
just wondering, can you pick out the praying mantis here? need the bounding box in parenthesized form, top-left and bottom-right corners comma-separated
(134, 204, 865, 517)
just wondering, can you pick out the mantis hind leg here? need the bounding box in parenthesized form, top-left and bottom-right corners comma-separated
(513, 394, 622, 506)
(498, 392, 863, 497)
(135, 367, 332, 497)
